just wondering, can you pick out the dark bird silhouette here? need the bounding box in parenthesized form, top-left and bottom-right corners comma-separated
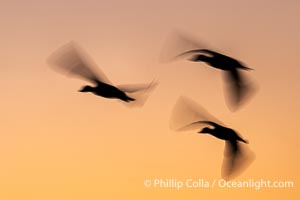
(171, 96, 255, 180)
(178, 49, 252, 70)
(193, 121, 248, 144)
(78, 81, 135, 102)
(160, 30, 257, 111)
(177, 48, 255, 111)
(47, 42, 157, 105)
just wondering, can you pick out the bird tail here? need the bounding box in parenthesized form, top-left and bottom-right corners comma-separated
(121, 95, 135, 103)
(241, 139, 249, 144)
(123, 96, 135, 102)
(244, 67, 253, 71)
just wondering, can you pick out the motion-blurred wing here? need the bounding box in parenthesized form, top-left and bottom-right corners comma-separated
(178, 120, 221, 131)
(222, 140, 240, 180)
(170, 96, 223, 131)
(117, 80, 158, 93)
(47, 41, 111, 85)
(159, 30, 209, 62)
(119, 81, 158, 108)
(222, 141, 255, 180)
(223, 70, 255, 111)
(175, 48, 221, 60)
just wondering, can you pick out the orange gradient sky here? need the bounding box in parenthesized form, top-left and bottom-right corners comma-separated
(0, 0, 299, 199)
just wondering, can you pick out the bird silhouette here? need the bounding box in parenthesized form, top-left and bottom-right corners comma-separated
(177, 48, 255, 111)
(47, 42, 157, 105)
(171, 96, 255, 180)
(78, 81, 135, 102)
(191, 121, 248, 144)
(178, 49, 252, 70)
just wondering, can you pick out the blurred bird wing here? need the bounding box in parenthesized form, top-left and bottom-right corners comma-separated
(178, 121, 220, 131)
(222, 141, 255, 180)
(222, 140, 241, 179)
(176, 121, 208, 131)
(197, 120, 221, 128)
(176, 49, 208, 59)
(197, 49, 221, 55)
(228, 69, 242, 87)
(223, 70, 252, 111)
(119, 81, 158, 108)
(176, 48, 224, 59)
(117, 80, 158, 93)
(224, 140, 239, 157)
(159, 30, 209, 62)
(47, 41, 112, 85)
(170, 96, 224, 131)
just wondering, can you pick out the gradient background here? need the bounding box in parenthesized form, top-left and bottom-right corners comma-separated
(0, 0, 299, 199)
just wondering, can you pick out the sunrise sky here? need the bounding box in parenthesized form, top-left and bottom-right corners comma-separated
(0, 0, 299, 199)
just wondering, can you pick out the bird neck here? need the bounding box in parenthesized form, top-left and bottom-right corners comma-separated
(198, 55, 211, 62)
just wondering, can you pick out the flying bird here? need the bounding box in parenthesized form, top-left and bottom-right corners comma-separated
(177, 49, 252, 70)
(161, 30, 257, 111)
(177, 48, 255, 111)
(193, 121, 248, 144)
(171, 96, 255, 180)
(47, 42, 157, 105)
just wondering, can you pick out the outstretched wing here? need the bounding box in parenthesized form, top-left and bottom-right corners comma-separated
(47, 41, 111, 85)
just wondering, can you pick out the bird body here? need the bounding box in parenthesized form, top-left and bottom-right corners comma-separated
(171, 96, 254, 180)
(80, 81, 135, 102)
(186, 49, 252, 71)
(177, 49, 255, 110)
(48, 42, 155, 104)
(198, 121, 248, 144)
(183, 120, 248, 144)
(189, 120, 251, 179)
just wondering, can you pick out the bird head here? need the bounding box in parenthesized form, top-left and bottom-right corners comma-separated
(79, 86, 93, 92)
(198, 127, 211, 134)
(188, 54, 210, 62)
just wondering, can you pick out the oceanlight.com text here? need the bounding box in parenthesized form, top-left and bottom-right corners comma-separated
(143, 178, 294, 190)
